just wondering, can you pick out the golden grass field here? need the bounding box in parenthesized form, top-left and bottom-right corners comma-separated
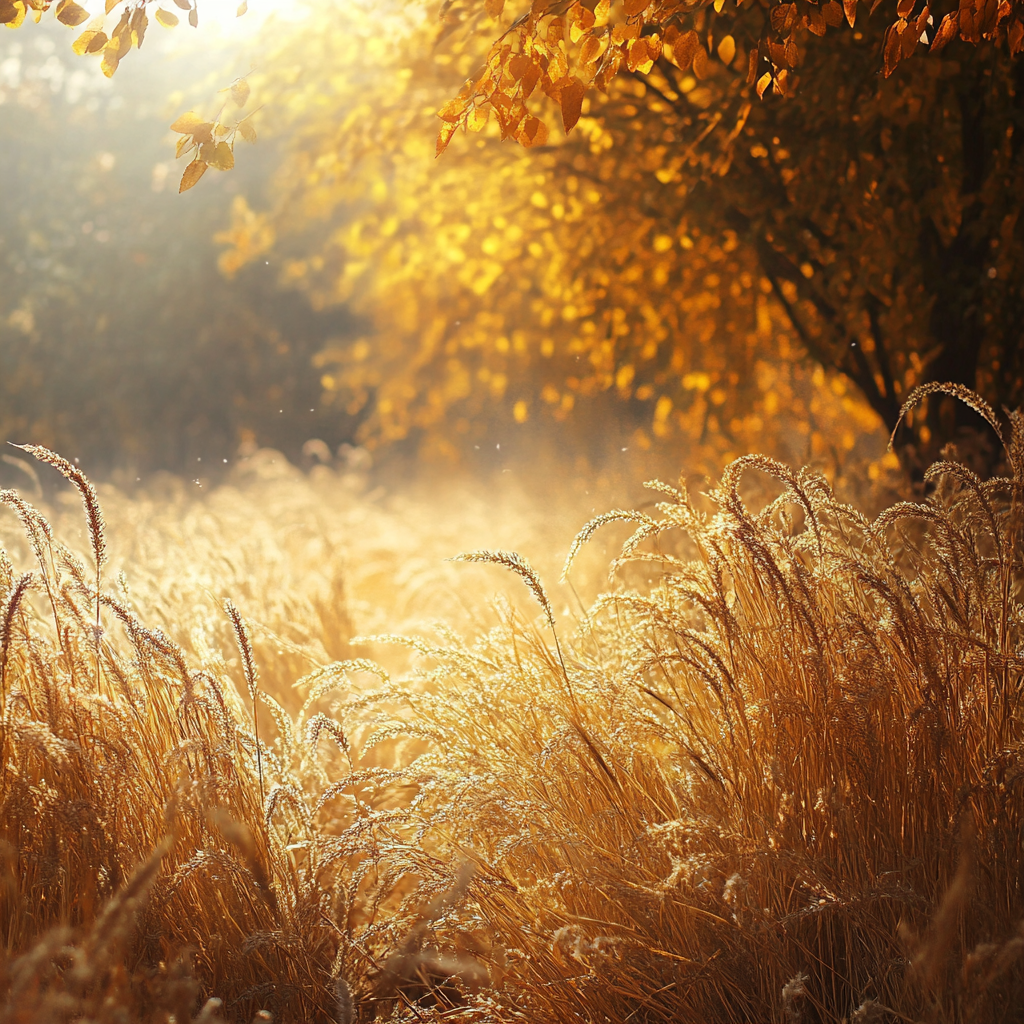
(0, 390, 1022, 1023)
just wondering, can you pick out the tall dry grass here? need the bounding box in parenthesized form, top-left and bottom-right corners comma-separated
(0, 389, 1021, 1022)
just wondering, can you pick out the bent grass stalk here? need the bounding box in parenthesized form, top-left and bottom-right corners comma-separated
(0, 391, 1020, 1022)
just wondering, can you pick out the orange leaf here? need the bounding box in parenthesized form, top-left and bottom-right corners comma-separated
(579, 33, 601, 65)
(770, 4, 798, 33)
(823, 0, 844, 24)
(436, 120, 458, 157)
(929, 9, 958, 47)
(756, 70, 773, 98)
(882, 22, 902, 75)
(843, 0, 858, 25)
(692, 44, 709, 78)
(438, 98, 465, 123)
(518, 115, 549, 147)
(669, 28, 699, 70)
(623, 0, 647, 14)
(179, 159, 207, 193)
(485, 0, 504, 15)
(559, 76, 585, 133)
(626, 36, 648, 71)
(717, 33, 736, 64)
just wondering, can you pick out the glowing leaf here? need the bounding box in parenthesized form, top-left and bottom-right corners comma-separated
(155, 8, 178, 27)
(178, 159, 207, 192)
(236, 0, 246, 13)
(559, 76, 585, 134)
(717, 34, 736, 64)
(467, 105, 490, 132)
(170, 110, 205, 134)
(756, 70, 773, 97)
(843, 0, 858, 24)
(518, 115, 549, 147)
(188, 6, 196, 26)
(438, 98, 464, 123)
(104, 0, 117, 13)
(238, 118, 257, 143)
(485, 0, 504, 16)
(436, 120, 458, 157)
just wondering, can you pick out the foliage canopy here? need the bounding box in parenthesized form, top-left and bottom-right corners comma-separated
(7, 0, 1024, 471)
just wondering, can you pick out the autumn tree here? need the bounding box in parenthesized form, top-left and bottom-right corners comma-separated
(213, 0, 1023, 473)
(10, 0, 1022, 473)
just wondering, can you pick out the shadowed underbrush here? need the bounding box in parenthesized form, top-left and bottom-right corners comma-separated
(0, 389, 1022, 1022)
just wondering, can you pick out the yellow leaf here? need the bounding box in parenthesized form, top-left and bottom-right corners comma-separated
(438, 98, 464, 123)
(756, 70, 773, 98)
(717, 34, 736, 64)
(230, 78, 250, 107)
(485, 0, 503, 15)
(130, 8, 147, 47)
(104, 0, 117, 13)
(238, 119, 257, 143)
(100, 44, 120, 77)
(559, 76, 585, 134)
(175, 133, 194, 158)
(55, 0, 89, 26)
(179, 159, 207, 193)
(623, 0, 647, 14)
(467, 105, 490, 132)
(210, 141, 234, 170)
(236, 0, 246, 13)
(155, 8, 178, 26)
(436, 120, 458, 157)
(171, 111, 206, 135)
(72, 27, 106, 53)
(2, 0, 26, 26)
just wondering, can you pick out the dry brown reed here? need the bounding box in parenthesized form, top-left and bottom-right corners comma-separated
(0, 394, 1020, 1022)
